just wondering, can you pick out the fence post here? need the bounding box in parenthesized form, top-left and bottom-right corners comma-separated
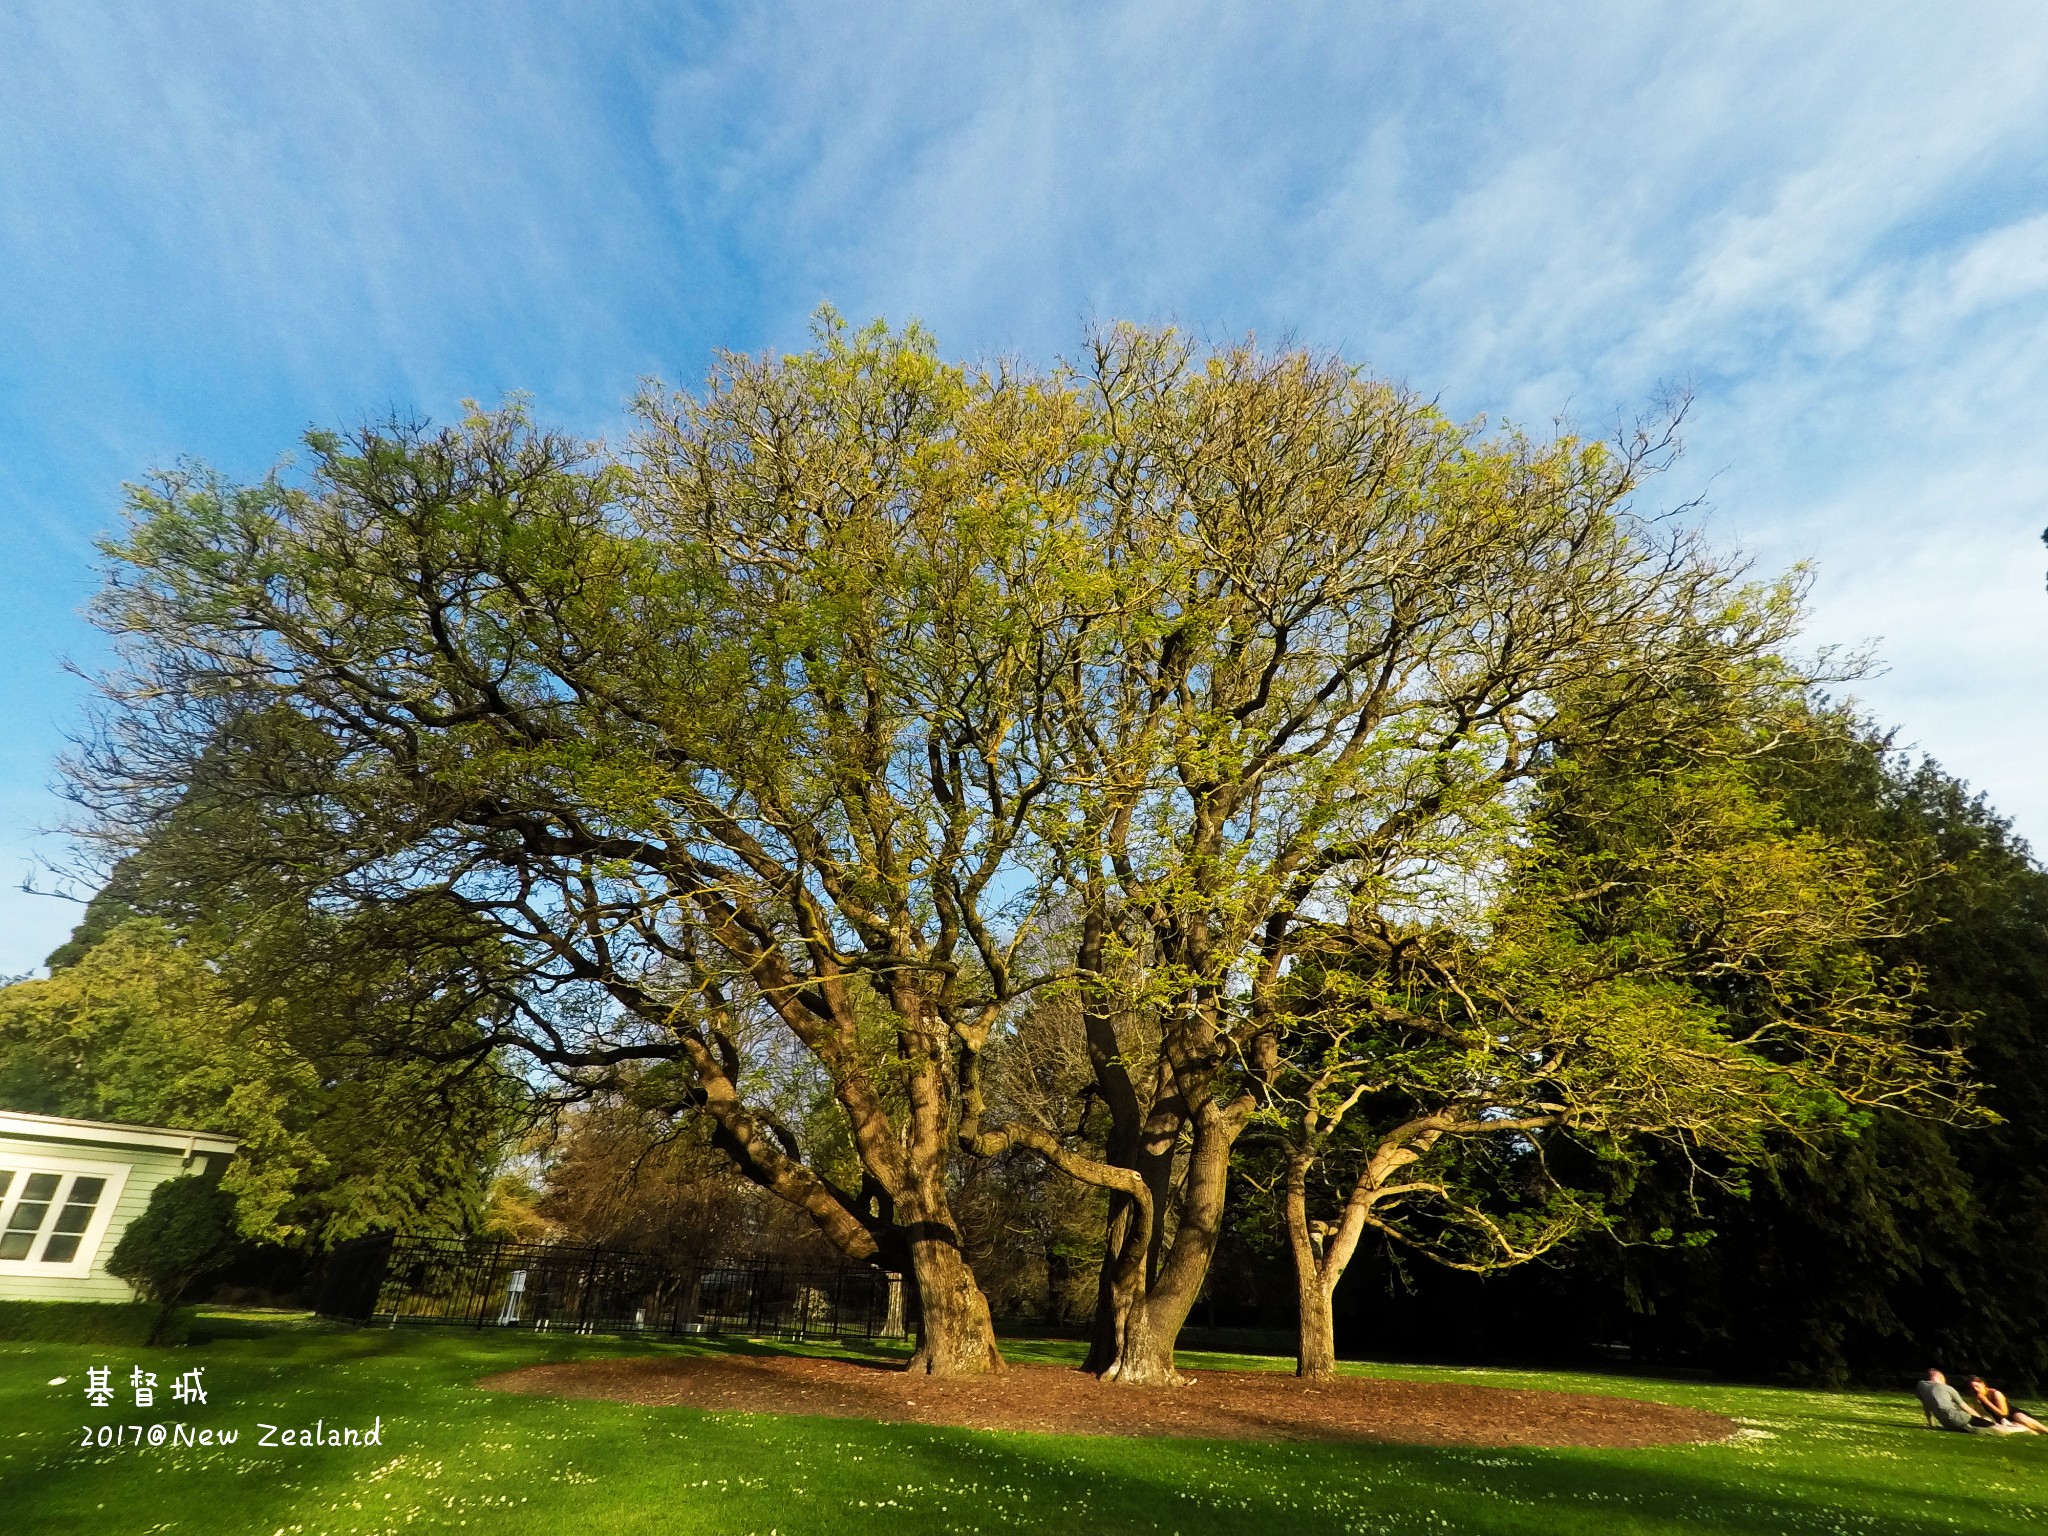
(680, 1260, 701, 1335)
(472, 1241, 491, 1329)
(575, 1249, 598, 1333)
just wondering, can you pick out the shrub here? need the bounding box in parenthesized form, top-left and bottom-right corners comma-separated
(0, 1299, 187, 1345)
(108, 1177, 241, 1315)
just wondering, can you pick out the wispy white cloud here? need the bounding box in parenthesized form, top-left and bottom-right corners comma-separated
(3, 0, 2047, 969)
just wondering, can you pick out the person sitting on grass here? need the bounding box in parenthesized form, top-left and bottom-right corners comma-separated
(1916, 1368, 2026, 1433)
(1966, 1376, 2048, 1434)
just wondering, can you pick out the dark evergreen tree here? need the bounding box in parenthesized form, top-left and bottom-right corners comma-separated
(1334, 731, 2048, 1389)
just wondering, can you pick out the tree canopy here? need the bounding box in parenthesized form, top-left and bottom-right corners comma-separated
(1, 809, 520, 1250)
(68, 315, 1972, 1377)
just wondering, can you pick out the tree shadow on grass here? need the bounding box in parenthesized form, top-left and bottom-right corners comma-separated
(864, 1422, 2048, 1536)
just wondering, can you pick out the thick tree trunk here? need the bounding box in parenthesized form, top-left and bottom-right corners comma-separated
(887, 987, 1004, 1376)
(1114, 1294, 1196, 1392)
(1073, 1146, 1171, 1376)
(901, 1219, 1005, 1375)
(1283, 1148, 1339, 1380)
(1295, 1273, 1338, 1380)
(1086, 1192, 1157, 1376)
(1083, 1194, 1135, 1372)
(1102, 1292, 1183, 1385)
(1076, 901, 1201, 1376)
(1097, 1105, 1241, 1384)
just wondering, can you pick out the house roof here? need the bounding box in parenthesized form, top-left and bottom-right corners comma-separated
(0, 1109, 240, 1158)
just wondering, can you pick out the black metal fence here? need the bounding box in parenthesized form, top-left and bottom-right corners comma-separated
(318, 1233, 908, 1342)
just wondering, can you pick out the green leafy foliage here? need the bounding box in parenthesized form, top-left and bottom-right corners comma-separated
(0, 912, 515, 1247)
(106, 1175, 240, 1306)
(1254, 687, 1970, 1377)
(1584, 743, 2048, 1386)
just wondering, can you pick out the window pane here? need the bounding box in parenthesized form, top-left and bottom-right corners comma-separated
(4, 1173, 111, 1264)
(2, 1173, 65, 1261)
(0, 1170, 13, 1199)
(47, 1176, 107, 1248)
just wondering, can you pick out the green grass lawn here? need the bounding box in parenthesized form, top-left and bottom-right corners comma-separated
(4, 1312, 2044, 1535)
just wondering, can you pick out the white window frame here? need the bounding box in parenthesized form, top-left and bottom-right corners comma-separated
(0, 1150, 133, 1278)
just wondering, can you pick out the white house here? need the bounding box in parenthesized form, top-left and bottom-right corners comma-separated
(0, 1110, 239, 1302)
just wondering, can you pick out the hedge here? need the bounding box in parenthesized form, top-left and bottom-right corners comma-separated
(0, 1300, 189, 1345)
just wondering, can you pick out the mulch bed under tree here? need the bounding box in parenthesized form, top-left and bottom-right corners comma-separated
(481, 1353, 1734, 1449)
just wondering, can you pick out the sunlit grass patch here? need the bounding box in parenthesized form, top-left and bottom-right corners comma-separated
(3, 1313, 2043, 1535)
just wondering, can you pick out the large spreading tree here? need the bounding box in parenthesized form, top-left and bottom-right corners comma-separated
(75, 314, 1954, 1378)
(83, 323, 1076, 1374)
(950, 331, 1882, 1381)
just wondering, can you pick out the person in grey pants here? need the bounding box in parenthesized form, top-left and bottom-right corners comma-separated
(1916, 1368, 2027, 1433)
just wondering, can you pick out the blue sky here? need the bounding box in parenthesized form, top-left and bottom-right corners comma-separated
(4, 1, 2047, 974)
